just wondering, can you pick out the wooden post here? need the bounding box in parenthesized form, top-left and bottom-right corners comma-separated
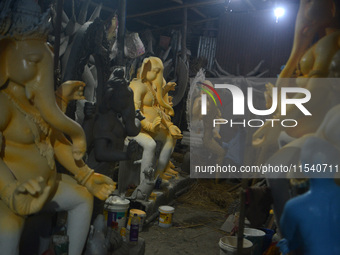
(54, 0, 64, 89)
(237, 179, 248, 255)
(117, 0, 126, 65)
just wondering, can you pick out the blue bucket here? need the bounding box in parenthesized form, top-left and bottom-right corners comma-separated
(259, 228, 275, 252)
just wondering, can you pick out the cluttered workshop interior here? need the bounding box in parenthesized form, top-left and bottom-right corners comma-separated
(0, 0, 339, 254)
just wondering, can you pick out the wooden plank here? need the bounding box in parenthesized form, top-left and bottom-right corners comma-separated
(170, 0, 184, 4)
(127, 0, 225, 18)
(190, 7, 207, 18)
(135, 19, 159, 28)
(78, 0, 116, 14)
(150, 17, 218, 31)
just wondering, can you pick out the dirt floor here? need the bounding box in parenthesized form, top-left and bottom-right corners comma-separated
(140, 176, 244, 255)
(140, 202, 227, 255)
(137, 178, 243, 255)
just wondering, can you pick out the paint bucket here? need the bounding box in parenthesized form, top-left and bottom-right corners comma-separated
(219, 236, 253, 255)
(158, 205, 175, 228)
(243, 228, 265, 255)
(127, 209, 146, 231)
(259, 228, 275, 252)
(104, 196, 130, 229)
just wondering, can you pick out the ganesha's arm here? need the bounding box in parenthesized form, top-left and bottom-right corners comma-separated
(0, 132, 49, 215)
(0, 162, 52, 217)
(130, 81, 145, 111)
(132, 95, 155, 132)
(130, 83, 155, 132)
(51, 131, 90, 182)
(0, 147, 18, 205)
(55, 92, 68, 113)
(55, 81, 86, 113)
(52, 131, 115, 200)
(162, 80, 176, 96)
(162, 84, 171, 96)
(0, 150, 52, 215)
(0, 110, 18, 204)
(140, 119, 157, 132)
(161, 111, 174, 129)
(0, 133, 15, 186)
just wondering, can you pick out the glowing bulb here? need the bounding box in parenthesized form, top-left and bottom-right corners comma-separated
(274, 7, 285, 18)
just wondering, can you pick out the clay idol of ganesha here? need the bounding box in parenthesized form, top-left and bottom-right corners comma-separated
(0, 1, 115, 254)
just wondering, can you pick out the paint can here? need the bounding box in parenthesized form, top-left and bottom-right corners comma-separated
(127, 209, 146, 231)
(104, 196, 130, 229)
(260, 228, 275, 252)
(243, 228, 265, 255)
(158, 205, 175, 228)
(219, 236, 253, 255)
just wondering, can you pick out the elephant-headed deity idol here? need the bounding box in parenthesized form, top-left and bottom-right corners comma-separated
(85, 67, 145, 213)
(0, 1, 115, 254)
(129, 57, 183, 185)
(86, 67, 143, 170)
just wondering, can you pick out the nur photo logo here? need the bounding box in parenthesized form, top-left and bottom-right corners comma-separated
(197, 81, 223, 115)
(199, 83, 311, 128)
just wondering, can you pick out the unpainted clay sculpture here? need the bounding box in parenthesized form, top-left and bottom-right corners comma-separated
(0, 1, 115, 254)
(86, 67, 142, 169)
(85, 68, 143, 214)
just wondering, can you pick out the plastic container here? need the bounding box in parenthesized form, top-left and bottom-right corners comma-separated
(120, 227, 127, 242)
(259, 228, 275, 252)
(104, 196, 130, 229)
(127, 209, 146, 231)
(158, 205, 175, 228)
(243, 228, 265, 255)
(219, 236, 253, 255)
(129, 213, 140, 245)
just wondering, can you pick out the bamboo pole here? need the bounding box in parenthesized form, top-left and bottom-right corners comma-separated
(117, 0, 126, 65)
(54, 0, 64, 89)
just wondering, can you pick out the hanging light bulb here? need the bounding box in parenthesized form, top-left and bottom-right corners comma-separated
(274, 7, 285, 22)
